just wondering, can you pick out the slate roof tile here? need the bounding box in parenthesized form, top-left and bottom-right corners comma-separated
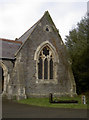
(0, 38, 22, 59)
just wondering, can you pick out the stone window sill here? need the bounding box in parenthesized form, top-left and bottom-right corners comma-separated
(36, 79, 58, 84)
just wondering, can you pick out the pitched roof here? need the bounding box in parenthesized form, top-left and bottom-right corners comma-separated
(0, 11, 56, 59)
(0, 12, 47, 59)
(16, 11, 57, 45)
(15, 11, 52, 56)
(17, 19, 40, 43)
(0, 38, 22, 59)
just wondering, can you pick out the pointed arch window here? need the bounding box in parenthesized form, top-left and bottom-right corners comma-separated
(34, 41, 59, 84)
(38, 46, 53, 80)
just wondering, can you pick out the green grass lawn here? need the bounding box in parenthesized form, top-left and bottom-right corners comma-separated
(17, 95, 88, 109)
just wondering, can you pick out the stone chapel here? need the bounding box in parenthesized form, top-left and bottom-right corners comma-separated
(0, 11, 76, 100)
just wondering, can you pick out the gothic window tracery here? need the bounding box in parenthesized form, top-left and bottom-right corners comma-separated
(38, 46, 53, 80)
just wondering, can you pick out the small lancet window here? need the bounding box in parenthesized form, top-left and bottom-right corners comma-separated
(38, 46, 53, 80)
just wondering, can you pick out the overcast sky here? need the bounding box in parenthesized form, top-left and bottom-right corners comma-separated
(0, 0, 88, 42)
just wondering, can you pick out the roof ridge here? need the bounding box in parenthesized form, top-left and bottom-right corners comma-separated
(0, 38, 22, 44)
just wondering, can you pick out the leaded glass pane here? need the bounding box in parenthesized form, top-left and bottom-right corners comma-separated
(44, 58, 48, 79)
(50, 58, 53, 79)
(38, 57, 42, 79)
(43, 47, 49, 56)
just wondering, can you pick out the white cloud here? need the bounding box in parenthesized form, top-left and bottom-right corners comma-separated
(39, 2, 86, 40)
(0, 0, 87, 41)
(0, 0, 42, 39)
(55, 3, 87, 40)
